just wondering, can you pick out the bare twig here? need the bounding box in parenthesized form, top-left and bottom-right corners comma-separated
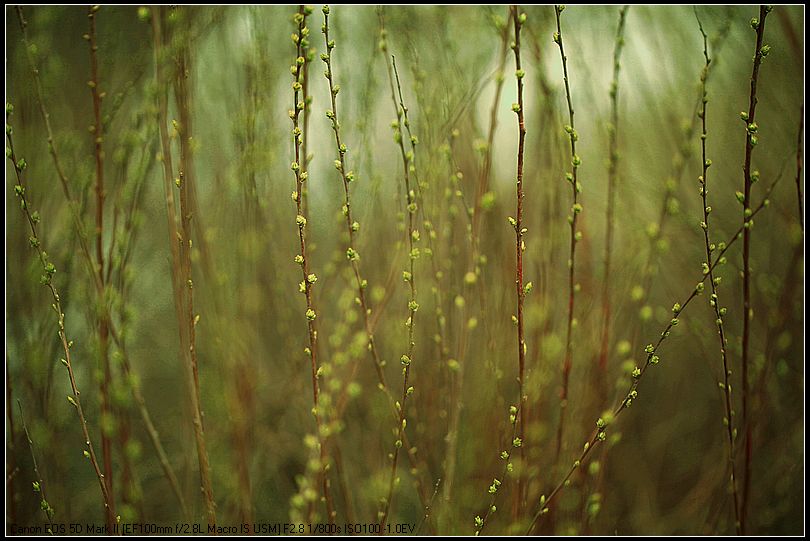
(290, 5, 335, 526)
(740, 6, 770, 532)
(695, 10, 740, 533)
(553, 3, 581, 461)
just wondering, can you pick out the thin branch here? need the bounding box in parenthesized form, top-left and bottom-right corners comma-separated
(290, 5, 335, 526)
(695, 9, 741, 533)
(17, 400, 55, 533)
(553, 3, 581, 461)
(740, 6, 770, 532)
(378, 51, 420, 532)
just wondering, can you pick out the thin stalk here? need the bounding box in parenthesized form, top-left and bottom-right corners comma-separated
(151, 6, 185, 344)
(290, 5, 335, 526)
(508, 4, 529, 517)
(417, 479, 442, 535)
(473, 405, 524, 535)
(321, 5, 389, 400)
(597, 5, 628, 382)
(387, 53, 438, 529)
(740, 6, 770, 532)
(695, 11, 740, 533)
(474, 10, 530, 536)
(378, 52, 420, 532)
(150, 9, 198, 518)
(320, 6, 391, 526)
(86, 9, 115, 527)
(152, 6, 215, 526)
(7, 126, 114, 526)
(17, 401, 55, 532)
(174, 34, 217, 529)
(553, 3, 582, 461)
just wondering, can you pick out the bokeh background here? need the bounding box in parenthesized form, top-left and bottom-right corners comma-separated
(5, 5, 804, 535)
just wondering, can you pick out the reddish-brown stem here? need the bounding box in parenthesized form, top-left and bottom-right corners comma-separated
(17, 6, 185, 517)
(291, 5, 335, 526)
(175, 43, 218, 529)
(87, 8, 115, 530)
(553, 4, 580, 462)
(741, 6, 769, 533)
(508, 4, 528, 519)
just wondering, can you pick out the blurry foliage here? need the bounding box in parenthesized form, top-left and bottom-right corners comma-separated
(5, 4, 804, 535)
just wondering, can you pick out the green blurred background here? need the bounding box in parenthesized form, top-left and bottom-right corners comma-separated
(5, 5, 804, 535)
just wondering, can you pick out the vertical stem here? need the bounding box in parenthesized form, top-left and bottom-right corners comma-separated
(17, 401, 55, 529)
(150, 7, 185, 333)
(150, 19, 196, 518)
(378, 53, 419, 532)
(740, 6, 769, 533)
(597, 6, 628, 384)
(175, 39, 217, 529)
(553, 4, 581, 462)
(695, 11, 741, 534)
(509, 4, 528, 518)
(87, 7, 115, 529)
(290, 5, 335, 526)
